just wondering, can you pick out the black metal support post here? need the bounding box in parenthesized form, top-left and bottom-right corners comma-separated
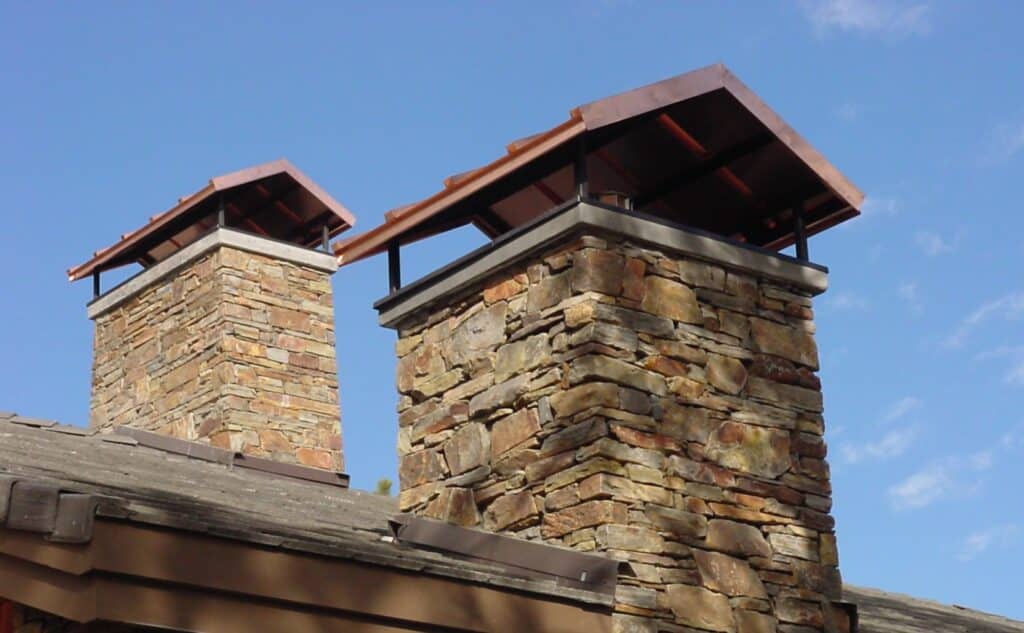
(387, 242, 401, 293)
(217, 195, 226, 228)
(322, 225, 330, 252)
(574, 139, 588, 200)
(793, 201, 809, 261)
(92, 271, 100, 299)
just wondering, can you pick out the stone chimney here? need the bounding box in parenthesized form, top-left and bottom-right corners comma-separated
(71, 160, 354, 471)
(348, 66, 864, 633)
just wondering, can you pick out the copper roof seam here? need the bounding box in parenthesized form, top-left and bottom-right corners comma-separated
(68, 159, 355, 281)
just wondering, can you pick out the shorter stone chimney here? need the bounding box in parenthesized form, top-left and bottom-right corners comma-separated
(71, 160, 355, 471)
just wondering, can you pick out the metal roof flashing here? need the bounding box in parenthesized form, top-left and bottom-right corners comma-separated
(375, 201, 829, 329)
(86, 226, 338, 320)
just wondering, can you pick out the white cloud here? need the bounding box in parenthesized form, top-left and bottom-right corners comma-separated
(882, 396, 921, 423)
(914, 230, 958, 256)
(836, 103, 864, 122)
(861, 196, 900, 218)
(975, 345, 1024, 386)
(946, 292, 1024, 348)
(981, 120, 1024, 164)
(826, 290, 870, 311)
(800, 0, 932, 38)
(888, 463, 956, 509)
(841, 426, 918, 464)
(958, 524, 1018, 562)
(898, 281, 923, 314)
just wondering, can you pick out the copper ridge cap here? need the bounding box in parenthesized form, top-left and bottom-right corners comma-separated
(68, 158, 357, 282)
(334, 62, 864, 267)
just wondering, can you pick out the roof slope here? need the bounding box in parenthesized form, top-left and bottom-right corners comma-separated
(0, 413, 1020, 631)
(0, 413, 604, 605)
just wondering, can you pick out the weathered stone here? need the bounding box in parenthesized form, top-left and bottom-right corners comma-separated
(541, 500, 627, 538)
(541, 419, 608, 456)
(491, 408, 541, 458)
(483, 277, 523, 304)
(612, 614, 657, 633)
(549, 382, 620, 417)
(447, 302, 508, 365)
(642, 355, 689, 377)
(570, 354, 667, 395)
(644, 505, 708, 539)
(572, 249, 625, 295)
(580, 473, 671, 506)
(665, 584, 735, 632)
(768, 533, 818, 561)
(736, 610, 777, 633)
(577, 438, 665, 470)
(399, 450, 446, 488)
(776, 599, 823, 628)
(545, 457, 626, 491)
(678, 259, 726, 290)
(527, 272, 571, 312)
(483, 489, 538, 531)
(494, 334, 551, 382)
(468, 374, 531, 416)
(596, 524, 664, 553)
(746, 377, 823, 413)
(592, 303, 675, 337)
(425, 487, 479, 526)
(707, 354, 749, 395)
(443, 423, 489, 475)
(819, 533, 839, 566)
(693, 549, 768, 598)
(640, 276, 702, 324)
(793, 561, 842, 599)
(749, 318, 818, 370)
(410, 368, 463, 399)
(706, 422, 792, 479)
(570, 322, 639, 352)
(524, 450, 576, 482)
(659, 401, 715, 443)
(611, 425, 681, 452)
(706, 519, 772, 558)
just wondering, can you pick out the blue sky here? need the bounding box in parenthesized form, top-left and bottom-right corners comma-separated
(2, 0, 1023, 620)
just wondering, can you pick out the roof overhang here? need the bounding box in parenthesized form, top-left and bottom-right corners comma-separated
(68, 159, 356, 282)
(0, 520, 613, 632)
(336, 63, 863, 267)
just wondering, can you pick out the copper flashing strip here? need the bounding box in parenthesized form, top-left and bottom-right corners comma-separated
(390, 515, 620, 595)
(113, 427, 350, 488)
(68, 158, 356, 282)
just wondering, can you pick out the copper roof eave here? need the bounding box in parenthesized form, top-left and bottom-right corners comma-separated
(67, 159, 356, 282)
(574, 63, 865, 211)
(334, 64, 864, 267)
(335, 117, 587, 265)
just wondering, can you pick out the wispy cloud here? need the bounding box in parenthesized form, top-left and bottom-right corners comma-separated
(898, 281, 924, 314)
(981, 119, 1024, 165)
(840, 397, 921, 464)
(861, 196, 900, 218)
(882, 396, 921, 422)
(945, 292, 1024, 348)
(914, 230, 959, 256)
(826, 290, 870, 312)
(958, 524, 1019, 562)
(800, 0, 932, 38)
(835, 102, 865, 122)
(887, 429, 1022, 510)
(974, 345, 1024, 386)
(841, 426, 918, 464)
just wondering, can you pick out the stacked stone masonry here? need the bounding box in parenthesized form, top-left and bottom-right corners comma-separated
(394, 233, 845, 633)
(90, 245, 343, 470)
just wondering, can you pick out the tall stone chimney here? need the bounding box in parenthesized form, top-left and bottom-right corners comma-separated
(70, 160, 355, 471)
(341, 66, 863, 632)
